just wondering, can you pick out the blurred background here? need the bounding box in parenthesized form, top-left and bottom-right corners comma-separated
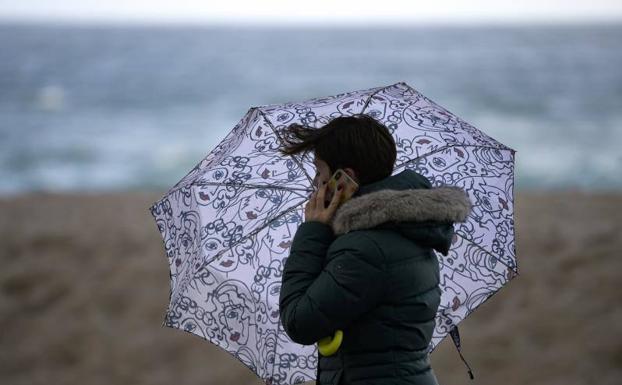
(1, 1, 621, 385)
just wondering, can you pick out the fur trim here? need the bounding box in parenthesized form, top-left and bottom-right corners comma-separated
(330, 186, 473, 235)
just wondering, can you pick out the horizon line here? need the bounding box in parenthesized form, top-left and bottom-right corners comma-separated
(2, 16, 622, 29)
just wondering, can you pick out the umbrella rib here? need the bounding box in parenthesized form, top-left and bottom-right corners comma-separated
(193, 181, 314, 193)
(202, 199, 306, 267)
(360, 84, 390, 114)
(393, 143, 517, 274)
(271, 315, 284, 383)
(397, 81, 518, 153)
(395, 144, 514, 170)
(454, 232, 518, 274)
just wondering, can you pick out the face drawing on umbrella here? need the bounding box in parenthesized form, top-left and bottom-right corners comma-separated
(215, 281, 254, 346)
(473, 185, 510, 217)
(266, 281, 281, 324)
(312, 155, 332, 190)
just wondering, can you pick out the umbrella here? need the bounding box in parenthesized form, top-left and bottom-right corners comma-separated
(148, 81, 517, 385)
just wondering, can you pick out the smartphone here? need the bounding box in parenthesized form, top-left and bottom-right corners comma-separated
(325, 168, 359, 206)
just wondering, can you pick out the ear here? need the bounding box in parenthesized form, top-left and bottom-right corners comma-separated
(342, 167, 359, 184)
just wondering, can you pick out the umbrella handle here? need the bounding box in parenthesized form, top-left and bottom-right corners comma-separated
(318, 329, 343, 356)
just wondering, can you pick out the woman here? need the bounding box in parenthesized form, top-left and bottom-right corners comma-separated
(278, 114, 472, 385)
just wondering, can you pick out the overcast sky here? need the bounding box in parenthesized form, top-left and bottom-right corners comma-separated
(1, 0, 622, 25)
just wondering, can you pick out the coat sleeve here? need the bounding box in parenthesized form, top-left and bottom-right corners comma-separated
(279, 220, 386, 345)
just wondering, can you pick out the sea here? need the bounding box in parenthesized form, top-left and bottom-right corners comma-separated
(1, 22, 621, 196)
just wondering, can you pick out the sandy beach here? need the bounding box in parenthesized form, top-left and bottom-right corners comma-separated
(1, 190, 621, 385)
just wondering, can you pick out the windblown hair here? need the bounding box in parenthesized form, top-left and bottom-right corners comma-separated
(278, 114, 397, 185)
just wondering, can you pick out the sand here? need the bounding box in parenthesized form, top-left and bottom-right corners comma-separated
(1, 190, 621, 385)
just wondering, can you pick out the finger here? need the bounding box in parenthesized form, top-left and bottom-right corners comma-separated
(327, 186, 343, 211)
(316, 181, 327, 204)
(315, 182, 328, 207)
(307, 189, 316, 209)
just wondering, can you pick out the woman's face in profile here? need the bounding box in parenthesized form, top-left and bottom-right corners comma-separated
(312, 155, 332, 190)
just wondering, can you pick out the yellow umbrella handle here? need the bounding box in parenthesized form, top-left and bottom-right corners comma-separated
(318, 329, 343, 356)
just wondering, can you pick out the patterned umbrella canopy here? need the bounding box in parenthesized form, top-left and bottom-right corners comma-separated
(148, 81, 518, 385)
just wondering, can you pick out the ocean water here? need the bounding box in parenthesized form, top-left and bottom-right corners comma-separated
(1, 22, 621, 196)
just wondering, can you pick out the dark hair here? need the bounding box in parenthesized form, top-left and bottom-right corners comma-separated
(278, 114, 396, 185)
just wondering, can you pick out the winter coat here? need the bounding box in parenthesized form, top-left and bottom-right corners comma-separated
(279, 169, 473, 385)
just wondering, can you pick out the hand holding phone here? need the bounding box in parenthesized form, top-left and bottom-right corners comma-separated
(325, 168, 359, 207)
(305, 169, 358, 225)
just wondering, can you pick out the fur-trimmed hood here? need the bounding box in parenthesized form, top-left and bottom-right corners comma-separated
(329, 169, 473, 256)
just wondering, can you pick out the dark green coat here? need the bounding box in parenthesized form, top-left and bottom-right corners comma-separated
(279, 169, 472, 385)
